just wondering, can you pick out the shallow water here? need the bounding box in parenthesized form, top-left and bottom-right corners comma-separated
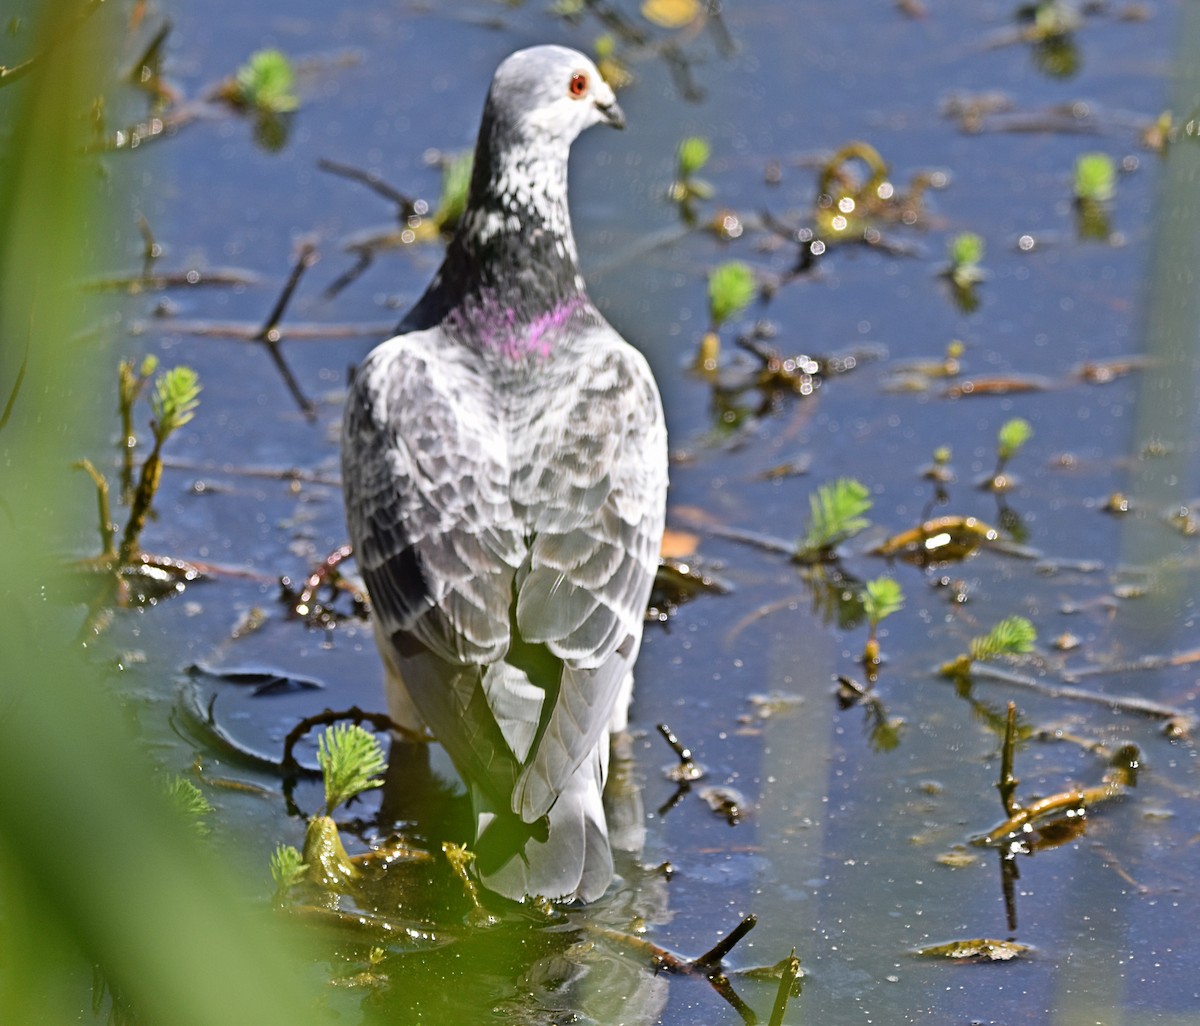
(73, 1, 1200, 1022)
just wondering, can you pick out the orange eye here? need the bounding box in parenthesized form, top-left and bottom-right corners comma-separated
(568, 71, 589, 99)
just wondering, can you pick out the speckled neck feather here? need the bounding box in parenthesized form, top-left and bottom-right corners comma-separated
(401, 92, 592, 358)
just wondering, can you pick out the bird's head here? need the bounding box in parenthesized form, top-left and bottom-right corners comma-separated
(486, 45, 625, 147)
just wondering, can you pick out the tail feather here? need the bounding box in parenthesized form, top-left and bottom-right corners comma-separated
(474, 745, 612, 902)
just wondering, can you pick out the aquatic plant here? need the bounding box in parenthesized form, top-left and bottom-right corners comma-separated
(861, 576, 904, 667)
(1074, 152, 1115, 203)
(695, 260, 756, 372)
(118, 364, 200, 563)
(984, 416, 1032, 491)
(317, 722, 386, 816)
(796, 478, 872, 561)
(947, 231, 986, 288)
(164, 776, 213, 836)
(941, 615, 1037, 679)
(431, 149, 474, 235)
(269, 843, 307, 897)
(670, 134, 714, 222)
(229, 48, 298, 114)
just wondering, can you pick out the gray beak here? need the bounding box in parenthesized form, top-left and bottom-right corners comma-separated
(597, 98, 625, 129)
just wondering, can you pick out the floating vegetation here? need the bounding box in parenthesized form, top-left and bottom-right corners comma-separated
(915, 937, 1033, 962)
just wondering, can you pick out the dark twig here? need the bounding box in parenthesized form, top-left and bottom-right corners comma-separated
(317, 157, 421, 218)
(254, 242, 319, 420)
(693, 914, 758, 973)
(998, 701, 1020, 817)
(967, 662, 1195, 734)
(586, 913, 758, 979)
(657, 722, 704, 781)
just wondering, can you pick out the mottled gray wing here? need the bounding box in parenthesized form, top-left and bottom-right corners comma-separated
(510, 324, 668, 819)
(342, 328, 529, 804)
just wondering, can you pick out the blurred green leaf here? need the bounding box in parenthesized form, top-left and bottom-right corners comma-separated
(862, 576, 904, 626)
(678, 135, 711, 177)
(997, 417, 1033, 462)
(707, 261, 756, 329)
(234, 48, 299, 114)
(1074, 152, 1116, 203)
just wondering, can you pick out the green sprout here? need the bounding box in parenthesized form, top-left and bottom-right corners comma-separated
(1074, 153, 1116, 239)
(861, 576, 904, 668)
(997, 417, 1032, 463)
(317, 723, 386, 816)
(678, 135, 711, 179)
(270, 844, 307, 890)
(696, 261, 756, 374)
(948, 232, 985, 284)
(970, 615, 1037, 662)
(118, 365, 200, 563)
(231, 49, 299, 114)
(1074, 153, 1116, 203)
(164, 775, 212, 836)
(942, 615, 1037, 679)
(669, 135, 714, 221)
(985, 417, 1032, 491)
(797, 478, 872, 561)
(944, 233, 985, 311)
(707, 261, 756, 331)
(117, 353, 158, 493)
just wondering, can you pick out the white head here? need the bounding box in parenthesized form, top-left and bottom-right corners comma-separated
(486, 45, 624, 147)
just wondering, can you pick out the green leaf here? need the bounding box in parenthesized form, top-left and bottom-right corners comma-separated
(862, 576, 904, 625)
(317, 723, 386, 815)
(707, 261, 756, 329)
(969, 615, 1037, 663)
(949, 231, 984, 269)
(151, 365, 201, 438)
(996, 417, 1033, 462)
(433, 150, 474, 231)
(678, 135, 711, 177)
(269, 844, 307, 892)
(1074, 152, 1116, 203)
(799, 478, 872, 555)
(234, 49, 299, 114)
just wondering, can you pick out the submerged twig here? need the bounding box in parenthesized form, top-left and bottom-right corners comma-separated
(967, 662, 1195, 734)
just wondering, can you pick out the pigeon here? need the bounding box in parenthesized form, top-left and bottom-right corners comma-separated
(341, 45, 668, 902)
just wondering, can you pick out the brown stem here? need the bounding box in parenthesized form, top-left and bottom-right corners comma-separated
(73, 459, 116, 559)
(998, 701, 1020, 817)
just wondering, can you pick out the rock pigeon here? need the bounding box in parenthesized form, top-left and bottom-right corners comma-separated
(341, 45, 668, 902)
